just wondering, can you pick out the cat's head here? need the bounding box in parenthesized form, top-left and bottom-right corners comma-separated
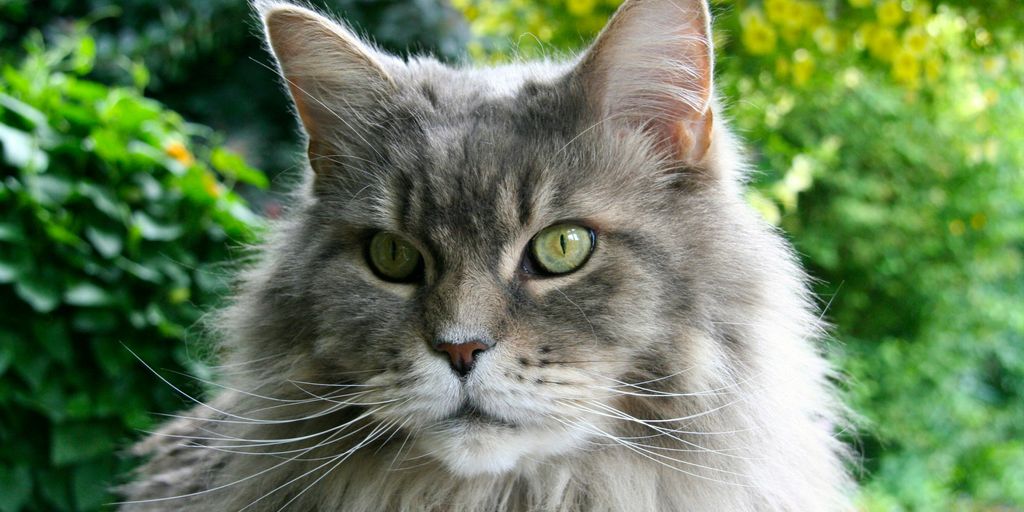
(244, 0, 773, 476)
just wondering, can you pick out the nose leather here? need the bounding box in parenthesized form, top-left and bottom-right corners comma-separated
(434, 341, 490, 377)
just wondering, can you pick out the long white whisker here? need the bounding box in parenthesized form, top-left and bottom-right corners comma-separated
(239, 419, 397, 511)
(114, 408, 374, 506)
(551, 416, 755, 488)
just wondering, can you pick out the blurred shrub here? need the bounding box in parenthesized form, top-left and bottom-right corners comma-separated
(456, 0, 1024, 509)
(0, 31, 266, 511)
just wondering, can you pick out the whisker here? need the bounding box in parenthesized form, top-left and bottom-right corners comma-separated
(551, 417, 755, 488)
(239, 419, 398, 511)
(114, 408, 370, 506)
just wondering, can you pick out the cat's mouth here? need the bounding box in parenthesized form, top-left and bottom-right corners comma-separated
(447, 403, 518, 429)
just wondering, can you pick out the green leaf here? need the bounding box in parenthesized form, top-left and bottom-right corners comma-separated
(0, 123, 48, 170)
(0, 260, 19, 283)
(14, 274, 61, 313)
(71, 310, 118, 333)
(90, 338, 134, 378)
(115, 256, 162, 283)
(84, 225, 123, 258)
(33, 320, 72, 366)
(63, 77, 107, 103)
(27, 173, 73, 205)
(0, 333, 13, 376)
(71, 459, 114, 510)
(0, 465, 32, 512)
(87, 127, 125, 163)
(0, 222, 27, 242)
(51, 421, 118, 466)
(0, 93, 48, 128)
(36, 468, 72, 510)
(134, 212, 183, 241)
(63, 282, 113, 307)
(130, 61, 150, 91)
(13, 345, 50, 391)
(211, 147, 268, 188)
(78, 183, 125, 220)
(71, 34, 96, 75)
(35, 378, 68, 422)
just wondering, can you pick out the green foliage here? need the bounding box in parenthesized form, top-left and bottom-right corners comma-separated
(0, 32, 266, 511)
(457, 0, 1024, 509)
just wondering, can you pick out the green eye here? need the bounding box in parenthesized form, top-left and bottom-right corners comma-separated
(530, 224, 595, 275)
(368, 232, 422, 281)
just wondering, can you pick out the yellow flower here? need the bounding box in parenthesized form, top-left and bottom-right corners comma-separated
(974, 28, 992, 47)
(1009, 44, 1024, 69)
(924, 55, 943, 82)
(970, 213, 987, 230)
(742, 12, 778, 56)
(164, 141, 194, 166)
(802, 3, 827, 29)
(785, 1, 811, 31)
(876, 0, 905, 26)
(814, 26, 838, 53)
(764, 0, 792, 26)
(984, 89, 999, 107)
(910, 2, 931, 26)
(775, 57, 791, 78)
(201, 171, 222, 198)
(891, 48, 921, 88)
(902, 27, 930, 56)
(566, 0, 596, 16)
(948, 219, 966, 236)
(848, 0, 872, 7)
(867, 26, 899, 61)
(982, 57, 1006, 76)
(792, 49, 815, 86)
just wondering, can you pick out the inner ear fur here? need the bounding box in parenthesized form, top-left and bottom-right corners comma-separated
(574, 0, 715, 167)
(257, 1, 397, 175)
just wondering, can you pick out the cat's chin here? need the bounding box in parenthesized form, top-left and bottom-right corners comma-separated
(420, 420, 586, 477)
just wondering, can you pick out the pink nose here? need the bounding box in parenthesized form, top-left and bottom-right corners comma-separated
(433, 341, 490, 377)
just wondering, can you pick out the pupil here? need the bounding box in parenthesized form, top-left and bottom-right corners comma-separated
(559, 233, 567, 255)
(389, 239, 397, 262)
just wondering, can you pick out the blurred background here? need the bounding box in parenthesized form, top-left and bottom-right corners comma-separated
(0, 0, 1020, 510)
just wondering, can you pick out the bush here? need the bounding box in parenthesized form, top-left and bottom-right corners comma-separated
(0, 32, 266, 511)
(455, 0, 1024, 509)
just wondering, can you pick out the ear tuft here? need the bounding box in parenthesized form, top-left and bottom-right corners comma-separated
(255, 1, 396, 174)
(575, 0, 714, 165)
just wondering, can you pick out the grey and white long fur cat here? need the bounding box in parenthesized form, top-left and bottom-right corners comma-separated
(120, 0, 854, 510)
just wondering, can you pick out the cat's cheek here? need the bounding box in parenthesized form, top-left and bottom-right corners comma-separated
(423, 424, 590, 476)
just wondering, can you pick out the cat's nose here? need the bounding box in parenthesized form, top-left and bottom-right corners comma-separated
(432, 340, 492, 377)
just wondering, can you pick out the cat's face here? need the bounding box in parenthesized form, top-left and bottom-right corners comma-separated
(258, 0, 727, 475)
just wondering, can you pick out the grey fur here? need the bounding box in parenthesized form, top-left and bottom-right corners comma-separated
(120, 0, 854, 510)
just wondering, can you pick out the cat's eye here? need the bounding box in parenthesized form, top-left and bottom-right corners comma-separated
(529, 223, 595, 275)
(368, 232, 422, 282)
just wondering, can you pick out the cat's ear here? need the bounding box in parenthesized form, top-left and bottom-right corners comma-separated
(574, 0, 714, 167)
(257, 1, 396, 174)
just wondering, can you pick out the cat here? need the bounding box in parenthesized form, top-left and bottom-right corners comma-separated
(119, 0, 854, 510)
